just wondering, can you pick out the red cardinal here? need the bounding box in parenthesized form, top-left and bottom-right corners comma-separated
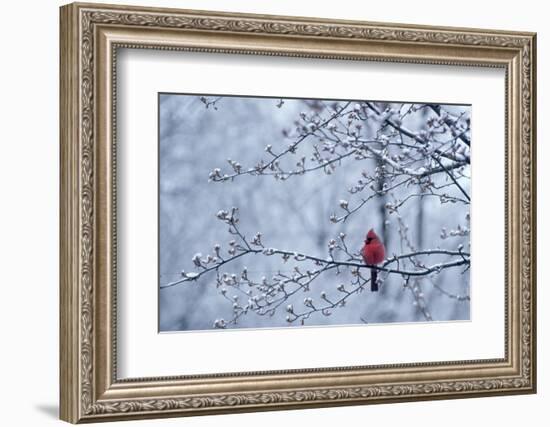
(361, 229, 386, 291)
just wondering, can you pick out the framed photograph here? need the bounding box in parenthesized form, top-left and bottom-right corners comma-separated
(60, 2, 537, 423)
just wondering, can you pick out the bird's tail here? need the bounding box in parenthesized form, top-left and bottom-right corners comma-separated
(370, 269, 378, 292)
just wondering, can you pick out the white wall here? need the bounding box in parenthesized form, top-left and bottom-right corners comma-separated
(0, 0, 545, 425)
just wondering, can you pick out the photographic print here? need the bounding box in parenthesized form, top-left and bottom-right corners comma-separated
(159, 94, 471, 332)
(60, 6, 536, 420)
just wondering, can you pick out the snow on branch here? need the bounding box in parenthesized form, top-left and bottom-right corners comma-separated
(207, 101, 470, 224)
(161, 208, 470, 327)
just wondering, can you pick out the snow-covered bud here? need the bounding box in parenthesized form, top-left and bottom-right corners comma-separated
(192, 253, 202, 267)
(213, 244, 221, 257)
(216, 210, 228, 220)
(339, 199, 349, 209)
(416, 167, 427, 175)
(213, 318, 226, 328)
(251, 232, 263, 246)
(286, 304, 294, 313)
(208, 168, 222, 181)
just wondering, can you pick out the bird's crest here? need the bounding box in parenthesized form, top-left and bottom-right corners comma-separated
(366, 229, 378, 241)
(365, 228, 380, 243)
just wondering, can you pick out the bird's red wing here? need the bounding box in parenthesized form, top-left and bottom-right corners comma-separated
(365, 243, 385, 265)
(374, 244, 385, 264)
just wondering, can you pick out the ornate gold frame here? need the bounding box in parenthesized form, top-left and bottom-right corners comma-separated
(60, 2, 537, 423)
